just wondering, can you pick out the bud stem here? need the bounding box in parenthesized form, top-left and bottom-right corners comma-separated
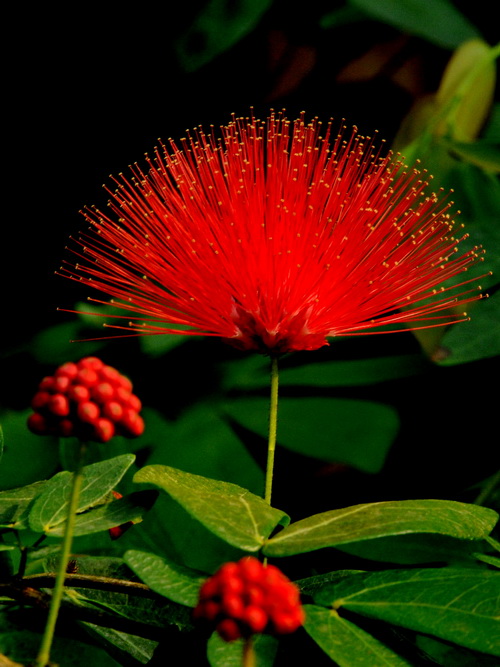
(35, 440, 87, 666)
(243, 637, 256, 667)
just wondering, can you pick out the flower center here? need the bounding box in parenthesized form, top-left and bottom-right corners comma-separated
(227, 306, 328, 354)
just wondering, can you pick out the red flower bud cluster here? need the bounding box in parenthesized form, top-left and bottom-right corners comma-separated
(27, 357, 144, 443)
(193, 557, 304, 642)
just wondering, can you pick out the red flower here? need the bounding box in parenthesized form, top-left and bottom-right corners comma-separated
(193, 557, 304, 641)
(27, 357, 144, 442)
(61, 112, 486, 354)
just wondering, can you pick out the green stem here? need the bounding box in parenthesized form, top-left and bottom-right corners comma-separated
(264, 356, 279, 506)
(35, 441, 87, 667)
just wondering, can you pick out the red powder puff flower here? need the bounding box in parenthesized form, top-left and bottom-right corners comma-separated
(27, 357, 144, 443)
(60, 112, 487, 355)
(193, 557, 304, 641)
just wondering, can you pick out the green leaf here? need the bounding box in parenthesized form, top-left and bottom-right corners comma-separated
(485, 535, 500, 553)
(315, 568, 500, 656)
(31, 320, 103, 363)
(438, 289, 500, 365)
(143, 405, 264, 495)
(336, 532, 487, 565)
(264, 499, 498, 557)
(350, 0, 480, 49)
(82, 624, 157, 665)
(279, 355, 427, 387)
(29, 454, 136, 534)
(444, 139, 500, 172)
(0, 613, 120, 666)
(128, 492, 248, 575)
(207, 632, 278, 667)
(416, 634, 500, 666)
(474, 552, 500, 568)
(319, 6, 366, 30)
(47, 490, 156, 537)
(0, 410, 60, 490)
(224, 397, 399, 473)
(124, 549, 206, 607)
(303, 604, 411, 666)
(174, 0, 272, 72)
(134, 465, 289, 552)
(222, 354, 428, 390)
(297, 570, 364, 599)
(0, 481, 46, 529)
(45, 555, 193, 663)
(139, 331, 189, 356)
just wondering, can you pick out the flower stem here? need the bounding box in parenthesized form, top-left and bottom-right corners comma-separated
(242, 637, 256, 667)
(264, 356, 279, 506)
(35, 441, 87, 667)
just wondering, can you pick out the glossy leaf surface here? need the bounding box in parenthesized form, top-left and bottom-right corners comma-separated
(314, 568, 500, 656)
(29, 454, 135, 534)
(134, 465, 289, 551)
(303, 605, 411, 666)
(264, 499, 498, 556)
(124, 549, 206, 607)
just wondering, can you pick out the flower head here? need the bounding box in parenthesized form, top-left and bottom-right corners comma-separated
(27, 356, 144, 442)
(61, 112, 486, 354)
(193, 557, 304, 641)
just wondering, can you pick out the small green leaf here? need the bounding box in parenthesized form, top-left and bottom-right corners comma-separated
(264, 499, 498, 557)
(29, 454, 136, 534)
(444, 139, 500, 172)
(175, 0, 272, 72)
(224, 397, 399, 473)
(315, 568, 500, 656)
(350, 0, 479, 49)
(319, 5, 366, 30)
(438, 290, 500, 365)
(47, 490, 155, 537)
(124, 549, 206, 607)
(31, 321, 103, 363)
(139, 331, 189, 356)
(303, 604, 411, 666)
(0, 481, 46, 529)
(134, 465, 289, 551)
